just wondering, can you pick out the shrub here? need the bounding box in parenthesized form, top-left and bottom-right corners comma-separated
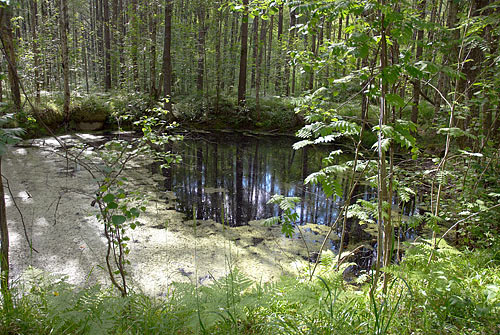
(71, 95, 112, 123)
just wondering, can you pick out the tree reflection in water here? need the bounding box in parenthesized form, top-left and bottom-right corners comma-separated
(152, 132, 379, 227)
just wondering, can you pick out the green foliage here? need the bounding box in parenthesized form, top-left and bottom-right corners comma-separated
(263, 195, 301, 237)
(0, 113, 24, 155)
(71, 95, 112, 123)
(3, 246, 500, 334)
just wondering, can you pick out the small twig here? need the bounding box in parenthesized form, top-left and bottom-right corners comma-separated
(1, 174, 38, 253)
(53, 194, 63, 226)
(338, 244, 365, 268)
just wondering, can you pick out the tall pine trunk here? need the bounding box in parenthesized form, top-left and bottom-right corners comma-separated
(237, 0, 249, 106)
(103, 0, 111, 90)
(59, 0, 70, 123)
(0, 6, 21, 111)
(162, 0, 173, 112)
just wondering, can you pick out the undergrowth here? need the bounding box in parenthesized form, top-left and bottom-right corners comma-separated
(1, 243, 499, 335)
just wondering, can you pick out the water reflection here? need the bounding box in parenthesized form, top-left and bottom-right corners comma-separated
(153, 132, 377, 227)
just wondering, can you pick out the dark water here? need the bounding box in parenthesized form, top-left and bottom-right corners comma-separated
(153, 131, 377, 227)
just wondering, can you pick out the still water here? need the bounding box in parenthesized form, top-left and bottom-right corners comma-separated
(153, 131, 375, 227)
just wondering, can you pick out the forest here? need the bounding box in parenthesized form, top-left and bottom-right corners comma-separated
(0, 0, 500, 334)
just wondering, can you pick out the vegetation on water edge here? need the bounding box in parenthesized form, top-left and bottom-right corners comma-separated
(1, 243, 499, 335)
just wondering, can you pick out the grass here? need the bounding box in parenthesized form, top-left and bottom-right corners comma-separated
(1, 242, 499, 334)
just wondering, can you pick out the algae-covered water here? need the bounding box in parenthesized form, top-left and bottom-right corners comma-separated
(4, 131, 406, 295)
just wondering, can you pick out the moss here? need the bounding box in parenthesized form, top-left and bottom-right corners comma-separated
(31, 102, 65, 130)
(71, 96, 112, 123)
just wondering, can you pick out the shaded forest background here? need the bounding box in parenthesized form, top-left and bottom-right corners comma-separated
(0, 0, 496, 138)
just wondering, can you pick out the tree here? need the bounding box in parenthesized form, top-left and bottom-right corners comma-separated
(0, 4, 21, 111)
(59, 0, 70, 124)
(237, 0, 249, 106)
(162, 0, 173, 112)
(103, 0, 111, 91)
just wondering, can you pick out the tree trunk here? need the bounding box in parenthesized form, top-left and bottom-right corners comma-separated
(375, 0, 390, 291)
(215, 4, 222, 114)
(196, 5, 207, 95)
(411, 0, 426, 125)
(130, 0, 139, 89)
(274, 4, 283, 94)
(162, 0, 173, 112)
(30, 0, 41, 103)
(250, 16, 259, 89)
(237, 0, 249, 106)
(103, 0, 111, 90)
(0, 158, 12, 310)
(59, 0, 70, 123)
(0, 6, 21, 111)
(264, 15, 273, 95)
(149, 0, 158, 98)
(285, 8, 296, 96)
(256, 20, 267, 118)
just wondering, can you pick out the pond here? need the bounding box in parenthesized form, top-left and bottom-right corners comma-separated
(153, 131, 377, 226)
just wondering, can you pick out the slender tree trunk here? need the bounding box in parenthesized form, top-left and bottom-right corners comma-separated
(130, 0, 139, 89)
(83, 29, 90, 93)
(255, 20, 267, 118)
(196, 5, 207, 95)
(149, 0, 158, 98)
(375, 0, 390, 291)
(162, 0, 173, 112)
(215, 4, 222, 114)
(0, 158, 12, 310)
(274, 4, 283, 94)
(264, 15, 273, 95)
(30, 0, 41, 103)
(411, 0, 427, 125)
(237, 0, 249, 106)
(250, 16, 259, 89)
(59, 0, 70, 123)
(0, 6, 21, 111)
(103, 0, 111, 90)
(285, 8, 296, 96)
(309, 32, 316, 91)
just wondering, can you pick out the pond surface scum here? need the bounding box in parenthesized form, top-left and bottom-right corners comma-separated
(4, 131, 417, 295)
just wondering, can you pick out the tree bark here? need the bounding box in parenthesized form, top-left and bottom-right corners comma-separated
(411, 0, 426, 125)
(162, 0, 173, 112)
(237, 0, 249, 106)
(274, 4, 283, 94)
(250, 16, 259, 89)
(103, 0, 111, 90)
(0, 158, 12, 310)
(149, 0, 158, 98)
(59, 0, 70, 123)
(256, 20, 267, 118)
(196, 4, 207, 94)
(30, 0, 41, 103)
(284, 7, 296, 96)
(0, 6, 21, 111)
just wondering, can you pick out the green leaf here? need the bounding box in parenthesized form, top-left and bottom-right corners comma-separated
(112, 215, 126, 226)
(263, 216, 280, 227)
(386, 93, 405, 108)
(293, 140, 313, 150)
(130, 208, 141, 217)
(107, 201, 118, 210)
(102, 193, 115, 203)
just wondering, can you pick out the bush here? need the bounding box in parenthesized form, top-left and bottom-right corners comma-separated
(71, 95, 112, 123)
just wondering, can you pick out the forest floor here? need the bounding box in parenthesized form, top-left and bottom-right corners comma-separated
(4, 133, 336, 295)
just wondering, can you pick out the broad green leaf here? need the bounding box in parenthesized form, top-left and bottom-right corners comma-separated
(102, 193, 115, 203)
(112, 215, 127, 226)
